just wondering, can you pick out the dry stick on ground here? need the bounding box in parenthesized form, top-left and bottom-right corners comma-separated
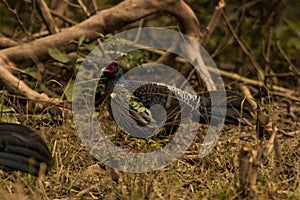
(209, 66, 300, 101)
(239, 124, 281, 197)
(239, 87, 284, 197)
(239, 84, 257, 110)
(0, 0, 202, 104)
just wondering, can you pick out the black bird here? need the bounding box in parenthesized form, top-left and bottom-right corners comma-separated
(99, 62, 253, 137)
(0, 123, 52, 176)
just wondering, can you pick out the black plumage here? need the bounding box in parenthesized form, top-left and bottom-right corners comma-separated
(0, 123, 52, 176)
(99, 62, 253, 137)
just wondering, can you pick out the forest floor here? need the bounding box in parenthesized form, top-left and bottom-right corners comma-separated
(0, 85, 299, 200)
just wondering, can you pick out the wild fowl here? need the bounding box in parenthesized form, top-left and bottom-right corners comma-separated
(98, 62, 253, 138)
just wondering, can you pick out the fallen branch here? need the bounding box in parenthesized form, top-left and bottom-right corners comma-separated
(0, 0, 201, 65)
(0, 56, 62, 105)
(0, 0, 202, 105)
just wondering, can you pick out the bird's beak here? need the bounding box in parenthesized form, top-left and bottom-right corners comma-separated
(100, 67, 108, 80)
(101, 67, 108, 73)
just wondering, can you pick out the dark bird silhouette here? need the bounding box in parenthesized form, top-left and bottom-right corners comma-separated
(0, 123, 52, 176)
(99, 62, 253, 137)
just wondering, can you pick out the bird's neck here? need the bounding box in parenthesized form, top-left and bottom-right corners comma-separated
(104, 77, 121, 95)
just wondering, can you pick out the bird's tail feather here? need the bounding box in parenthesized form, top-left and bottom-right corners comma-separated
(198, 90, 254, 125)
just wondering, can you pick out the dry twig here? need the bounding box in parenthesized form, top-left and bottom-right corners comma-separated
(36, 0, 59, 34)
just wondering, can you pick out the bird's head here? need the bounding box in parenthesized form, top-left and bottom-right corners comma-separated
(100, 62, 122, 95)
(101, 62, 122, 81)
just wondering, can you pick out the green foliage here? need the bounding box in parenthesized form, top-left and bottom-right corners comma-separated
(72, 35, 98, 53)
(110, 84, 152, 118)
(63, 80, 74, 101)
(48, 48, 70, 63)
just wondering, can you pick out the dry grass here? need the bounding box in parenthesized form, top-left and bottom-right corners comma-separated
(0, 95, 299, 200)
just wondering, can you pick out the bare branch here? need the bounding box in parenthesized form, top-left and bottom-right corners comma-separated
(0, 56, 62, 104)
(201, 0, 225, 46)
(1, 0, 31, 36)
(36, 0, 59, 34)
(50, 10, 78, 25)
(0, 34, 18, 48)
(77, 0, 91, 17)
(0, 0, 202, 66)
(221, 10, 265, 81)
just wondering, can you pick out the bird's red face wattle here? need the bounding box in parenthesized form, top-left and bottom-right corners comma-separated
(102, 62, 121, 80)
(105, 63, 117, 74)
